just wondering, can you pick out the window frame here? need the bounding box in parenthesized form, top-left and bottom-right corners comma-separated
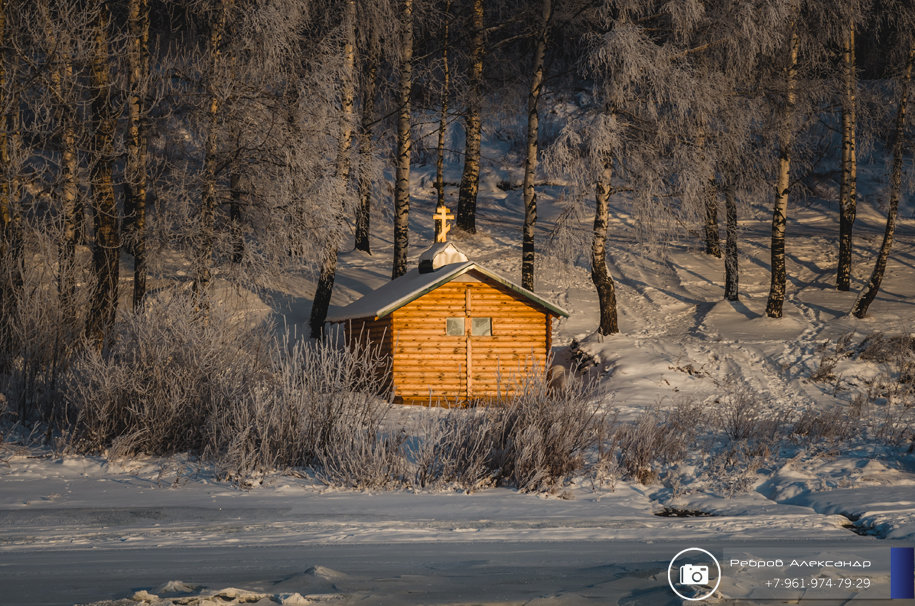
(470, 317, 492, 337)
(445, 317, 465, 336)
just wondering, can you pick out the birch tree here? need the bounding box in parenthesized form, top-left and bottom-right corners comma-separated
(310, 0, 357, 336)
(520, 0, 551, 292)
(433, 0, 451, 214)
(455, 0, 483, 234)
(723, 185, 738, 300)
(126, 0, 150, 309)
(852, 40, 915, 318)
(0, 0, 22, 325)
(548, 2, 710, 335)
(391, 0, 413, 278)
(85, 1, 120, 346)
(354, 49, 377, 254)
(33, 0, 89, 327)
(764, 21, 798, 319)
(193, 0, 232, 301)
(353, 0, 396, 255)
(836, 18, 858, 291)
(690, 0, 793, 303)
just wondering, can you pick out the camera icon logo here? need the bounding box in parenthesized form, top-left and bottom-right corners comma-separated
(680, 564, 710, 586)
(668, 548, 721, 601)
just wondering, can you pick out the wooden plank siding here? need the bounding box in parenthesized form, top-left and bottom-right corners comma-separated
(391, 282, 467, 404)
(390, 270, 549, 404)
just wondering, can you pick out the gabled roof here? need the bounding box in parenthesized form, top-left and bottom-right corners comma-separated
(327, 261, 570, 322)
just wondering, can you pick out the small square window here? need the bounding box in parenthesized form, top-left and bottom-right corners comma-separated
(471, 317, 492, 336)
(446, 317, 465, 336)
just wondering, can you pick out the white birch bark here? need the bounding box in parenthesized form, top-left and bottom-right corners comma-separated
(521, 0, 551, 292)
(765, 24, 798, 319)
(851, 44, 915, 318)
(837, 22, 857, 291)
(391, 0, 413, 278)
(592, 159, 619, 335)
(455, 0, 483, 234)
(311, 0, 357, 336)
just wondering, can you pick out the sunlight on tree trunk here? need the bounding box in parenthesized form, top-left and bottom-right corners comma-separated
(851, 44, 915, 319)
(703, 182, 721, 258)
(592, 159, 619, 335)
(837, 22, 857, 291)
(229, 172, 243, 263)
(765, 25, 798, 319)
(311, 0, 357, 337)
(434, 0, 451, 213)
(456, 0, 483, 234)
(127, 0, 150, 310)
(0, 0, 6, 241)
(392, 0, 413, 278)
(521, 0, 551, 292)
(724, 185, 739, 301)
(0, 0, 20, 320)
(45, 20, 80, 327)
(355, 52, 378, 254)
(86, 3, 120, 347)
(194, 0, 231, 304)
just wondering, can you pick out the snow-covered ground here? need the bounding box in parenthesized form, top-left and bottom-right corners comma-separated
(2, 128, 915, 605)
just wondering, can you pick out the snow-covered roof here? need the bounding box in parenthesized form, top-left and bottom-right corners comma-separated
(327, 259, 569, 322)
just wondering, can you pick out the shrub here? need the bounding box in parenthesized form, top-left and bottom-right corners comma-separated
(63, 294, 394, 481)
(486, 371, 607, 491)
(612, 403, 699, 484)
(209, 333, 392, 478)
(409, 408, 496, 490)
(407, 369, 607, 492)
(0, 229, 89, 427)
(66, 293, 265, 458)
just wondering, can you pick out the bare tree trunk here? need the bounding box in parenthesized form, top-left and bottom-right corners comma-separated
(837, 22, 857, 291)
(127, 0, 149, 309)
(521, 0, 551, 292)
(703, 182, 721, 257)
(851, 44, 915, 319)
(0, 0, 21, 321)
(724, 185, 739, 301)
(0, 0, 6, 242)
(354, 51, 377, 254)
(85, 3, 120, 347)
(194, 0, 231, 301)
(391, 0, 413, 278)
(592, 159, 619, 335)
(310, 0, 357, 337)
(765, 25, 798, 319)
(455, 0, 483, 234)
(434, 0, 451, 212)
(45, 21, 80, 325)
(229, 172, 243, 263)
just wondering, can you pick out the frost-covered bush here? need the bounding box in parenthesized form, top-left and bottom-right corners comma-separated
(210, 333, 392, 478)
(407, 370, 606, 492)
(66, 294, 265, 457)
(486, 371, 606, 491)
(410, 408, 496, 490)
(0, 229, 90, 426)
(64, 294, 394, 480)
(611, 403, 700, 484)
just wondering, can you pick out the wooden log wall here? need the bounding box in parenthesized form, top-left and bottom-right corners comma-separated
(391, 271, 550, 403)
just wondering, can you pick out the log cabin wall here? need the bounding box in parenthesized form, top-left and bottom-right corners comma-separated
(391, 270, 549, 403)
